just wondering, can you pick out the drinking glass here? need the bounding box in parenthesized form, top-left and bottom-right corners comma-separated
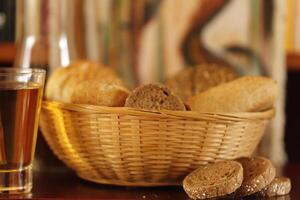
(0, 68, 45, 193)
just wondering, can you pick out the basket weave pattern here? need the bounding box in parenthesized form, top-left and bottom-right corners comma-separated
(39, 101, 274, 186)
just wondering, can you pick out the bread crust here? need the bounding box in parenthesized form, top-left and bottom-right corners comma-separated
(188, 76, 278, 112)
(166, 67, 194, 102)
(235, 157, 276, 197)
(125, 83, 186, 111)
(166, 64, 239, 102)
(183, 161, 243, 199)
(46, 60, 125, 102)
(71, 80, 129, 106)
(194, 63, 239, 95)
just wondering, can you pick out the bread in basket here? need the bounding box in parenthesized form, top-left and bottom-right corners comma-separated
(40, 61, 276, 186)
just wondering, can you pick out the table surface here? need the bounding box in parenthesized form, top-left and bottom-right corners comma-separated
(0, 163, 297, 200)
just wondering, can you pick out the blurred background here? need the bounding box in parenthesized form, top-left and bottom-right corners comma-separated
(0, 0, 299, 166)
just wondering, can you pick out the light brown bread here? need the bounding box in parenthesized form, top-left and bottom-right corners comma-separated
(183, 161, 243, 199)
(166, 64, 239, 102)
(188, 76, 278, 113)
(194, 63, 239, 95)
(46, 60, 125, 102)
(235, 157, 276, 197)
(125, 84, 186, 111)
(46, 65, 74, 101)
(70, 80, 130, 106)
(261, 177, 291, 197)
(166, 67, 194, 102)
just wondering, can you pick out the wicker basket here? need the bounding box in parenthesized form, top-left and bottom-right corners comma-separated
(39, 101, 274, 186)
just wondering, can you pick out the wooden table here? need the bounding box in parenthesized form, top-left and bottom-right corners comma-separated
(0, 163, 296, 199)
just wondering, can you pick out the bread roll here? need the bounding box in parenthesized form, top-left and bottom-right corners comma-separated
(188, 76, 278, 112)
(166, 63, 239, 102)
(46, 65, 74, 101)
(46, 60, 125, 102)
(194, 63, 239, 94)
(166, 67, 194, 102)
(125, 83, 186, 111)
(70, 80, 129, 106)
(183, 160, 243, 199)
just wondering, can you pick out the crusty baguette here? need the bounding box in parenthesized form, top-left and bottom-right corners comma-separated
(46, 60, 125, 102)
(166, 64, 239, 102)
(261, 177, 291, 197)
(183, 160, 243, 199)
(188, 76, 278, 112)
(125, 83, 186, 111)
(70, 80, 130, 106)
(235, 157, 276, 197)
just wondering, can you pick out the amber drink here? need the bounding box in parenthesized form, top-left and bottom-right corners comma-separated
(0, 68, 45, 193)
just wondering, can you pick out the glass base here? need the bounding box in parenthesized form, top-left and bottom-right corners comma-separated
(0, 165, 32, 194)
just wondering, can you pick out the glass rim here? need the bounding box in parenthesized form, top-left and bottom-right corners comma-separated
(0, 68, 46, 75)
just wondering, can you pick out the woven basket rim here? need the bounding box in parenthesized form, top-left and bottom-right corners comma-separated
(42, 100, 275, 121)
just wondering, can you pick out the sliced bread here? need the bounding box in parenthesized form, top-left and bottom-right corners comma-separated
(183, 160, 243, 199)
(125, 83, 186, 111)
(235, 157, 276, 197)
(261, 177, 291, 197)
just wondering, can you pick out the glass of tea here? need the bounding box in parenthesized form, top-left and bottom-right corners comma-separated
(0, 68, 45, 194)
